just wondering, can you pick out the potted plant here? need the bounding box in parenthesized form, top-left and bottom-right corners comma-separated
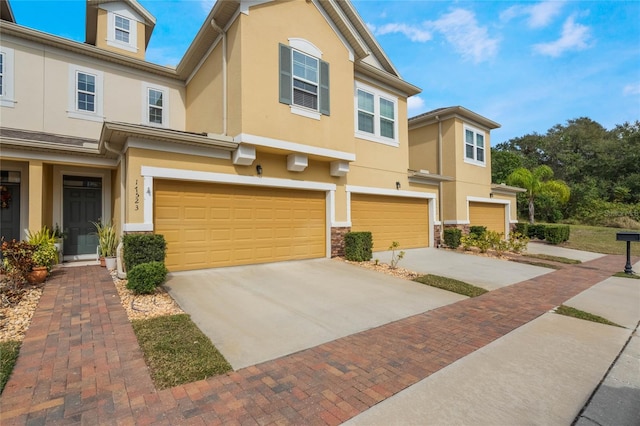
(23, 227, 59, 283)
(92, 221, 118, 270)
(52, 223, 66, 262)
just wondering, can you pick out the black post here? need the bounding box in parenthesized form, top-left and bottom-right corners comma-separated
(624, 241, 633, 274)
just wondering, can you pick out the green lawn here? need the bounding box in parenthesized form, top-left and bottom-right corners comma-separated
(0, 341, 21, 394)
(413, 274, 488, 298)
(562, 224, 640, 256)
(555, 305, 622, 328)
(131, 314, 232, 389)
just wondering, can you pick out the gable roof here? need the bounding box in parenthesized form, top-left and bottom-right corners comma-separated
(85, 0, 156, 48)
(176, 0, 420, 95)
(409, 106, 501, 130)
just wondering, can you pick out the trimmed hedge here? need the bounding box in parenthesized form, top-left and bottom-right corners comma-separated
(469, 226, 487, 239)
(443, 228, 462, 249)
(528, 224, 547, 240)
(544, 225, 570, 245)
(344, 232, 372, 262)
(123, 234, 167, 271)
(126, 262, 168, 294)
(514, 222, 529, 236)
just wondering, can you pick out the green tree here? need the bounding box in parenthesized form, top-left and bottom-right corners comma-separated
(507, 165, 570, 224)
(491, 149, 522, 184)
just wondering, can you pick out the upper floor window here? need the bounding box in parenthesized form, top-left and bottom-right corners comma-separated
(67, 65, 103, 122)
(0, 47, 15, 108)
(279, 42, 329, 119)
(464, 125, 486, 165)
(77, 72, 96, 112)
(355, 82, 398, 146)
(115, 15, 131, 44)
(142, 83, 169, 127)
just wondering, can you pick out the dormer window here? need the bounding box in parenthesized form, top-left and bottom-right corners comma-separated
(115, 15, 131, 44)
(105, 7, 138, 53)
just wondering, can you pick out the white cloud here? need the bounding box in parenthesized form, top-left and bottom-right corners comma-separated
(428, 9, 499, 63)
(407, 96, 425, 113)
(623, 83, 640, 96)
(501, 1, 564, 28)
(372, 23, 432, 42)
(534, 16, 591, 57)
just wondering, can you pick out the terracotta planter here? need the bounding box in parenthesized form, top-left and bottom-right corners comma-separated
(27, 266, 48, 284)
(100, 257, 106, 267)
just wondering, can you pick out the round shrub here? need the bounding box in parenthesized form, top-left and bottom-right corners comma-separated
(126, 262, 168, 295)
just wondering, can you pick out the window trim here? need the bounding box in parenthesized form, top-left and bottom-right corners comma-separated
(141, 83, 169, 127)
(104, 6, 139, 53)
(463, 124, 487, 167)
(279, 42, 329, 119)
(354, 81, 399, 147)
(0, 47, 15, 108)
(67, 65, 104, 122)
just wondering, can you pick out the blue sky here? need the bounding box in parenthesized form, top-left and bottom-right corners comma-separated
(8, 0, 640, 145)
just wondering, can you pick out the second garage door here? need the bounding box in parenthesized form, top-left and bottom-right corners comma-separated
(469, 202, 506, 235)
(351, 194, 429, 251)
(155, 180, 326, 271)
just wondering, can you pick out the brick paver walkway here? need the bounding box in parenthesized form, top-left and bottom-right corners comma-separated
(0, 255, 632, 425)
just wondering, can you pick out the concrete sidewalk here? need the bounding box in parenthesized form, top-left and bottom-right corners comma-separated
(345, 262, 640, 425)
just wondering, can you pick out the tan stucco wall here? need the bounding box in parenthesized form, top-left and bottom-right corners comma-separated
(408, 124, 438, 173)
(236, 1, 355, 153)
(43, 164, 54, 229)
(95, 9, 146, 60)
(0, 37, 185, 139)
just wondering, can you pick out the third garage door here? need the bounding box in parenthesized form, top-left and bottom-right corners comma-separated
(155, 180, 326, 271)
(351, 194, 429, 251)
(469, 202, 506, 235)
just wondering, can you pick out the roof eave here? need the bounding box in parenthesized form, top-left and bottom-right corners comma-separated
(1, 22, 179, 80)
(355, 62, 421, 97)
(409, 106, 501, 130)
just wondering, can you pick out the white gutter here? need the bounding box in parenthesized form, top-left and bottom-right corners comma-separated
(211, 19, 228, 135)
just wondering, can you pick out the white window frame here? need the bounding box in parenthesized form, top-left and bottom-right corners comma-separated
(0, 46, 15, 108)
(463, 124, 486, 166)
(141, 83, 169, 127)
(102, 4, 139, 53)
(354, 81, 399, 147)
(292, 49, 319, 112)
(67, 65, 104, 122)
(114, 14, 131, 44)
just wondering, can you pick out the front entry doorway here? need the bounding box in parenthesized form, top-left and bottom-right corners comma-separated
(0, 171, 21, 242)
(63, 176, 102, 257)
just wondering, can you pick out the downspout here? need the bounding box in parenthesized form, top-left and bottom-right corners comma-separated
(104, 141, 127, 278)
(436, 116, 444, 247)
(211, 19, 227, 135)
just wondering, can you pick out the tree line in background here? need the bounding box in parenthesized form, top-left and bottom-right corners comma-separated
(492, 117, 640, 228)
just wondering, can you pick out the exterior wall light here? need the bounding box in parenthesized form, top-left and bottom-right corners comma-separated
(256, 165, 263, 176)
(396, 181, 401, 190)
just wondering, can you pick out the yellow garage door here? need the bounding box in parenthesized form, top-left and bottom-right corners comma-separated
(155, 180, 326, 271)
(351, 194, 429, 251)
(469, 202, 506, 235)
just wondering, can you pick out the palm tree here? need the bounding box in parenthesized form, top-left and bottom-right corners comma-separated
(507, 165, 570, 224)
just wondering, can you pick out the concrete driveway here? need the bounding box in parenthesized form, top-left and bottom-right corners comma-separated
(374, 248, 552, 290)
(165, 258, 466, 369)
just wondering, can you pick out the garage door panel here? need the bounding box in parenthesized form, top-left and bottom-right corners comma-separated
(469, 202, 506, 235)
(155, 180, 326, 271)
(351, 194, 429, 251)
